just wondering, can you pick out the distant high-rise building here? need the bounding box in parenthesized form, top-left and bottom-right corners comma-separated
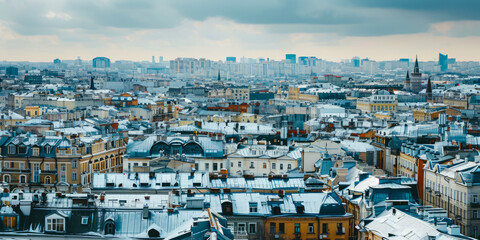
(447, 58, 456, 64)
(439, 53, 448, 71)
(299, 56, 318, 66)
(159, 56, 164, 63)
(75, 56, 82, 66)
(352, 57, 360, 67)
(92, 57, 111, 68)
(226, 57, 236, 63)
(6, 66, 18, 77)
(285, 54, 296, 64)
(152, 56, 155, 63)
(53, 58, 61, 64)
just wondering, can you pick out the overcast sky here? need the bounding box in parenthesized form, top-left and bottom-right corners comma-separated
(0, 0, 479, 62)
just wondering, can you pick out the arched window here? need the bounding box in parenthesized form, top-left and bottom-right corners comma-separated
(19, 175, 26, 184)
(104, 220, 115, 235)
(3, 175, 10, 183)
(148, 228, 160, 238)
(221, 201, 233, 215)
(45, 176, 51, 184)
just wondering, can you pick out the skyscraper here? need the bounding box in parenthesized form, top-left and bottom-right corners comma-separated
(152, 56, 155, 63)
(285, 54, 296, 64)
(226, 57, 236, 63)
(92, 57, 111, 68)
(439, 53, 448, 72)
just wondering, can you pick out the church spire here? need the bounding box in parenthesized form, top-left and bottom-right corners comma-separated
(217, 70, 221, 81)
(414, 55, 419, 73)
(426, 76, 433, 101)
(406, 70, 410, 80)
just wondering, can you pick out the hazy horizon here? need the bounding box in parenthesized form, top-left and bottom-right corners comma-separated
(1, 0, 479, 62)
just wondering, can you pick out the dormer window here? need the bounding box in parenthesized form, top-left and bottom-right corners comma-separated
(45, 145, 51, 154)
(45, 214, 65, 232)
(33, 148, 39, 156)
(8, 145, 15, 154)
(18, 146, 27, 154)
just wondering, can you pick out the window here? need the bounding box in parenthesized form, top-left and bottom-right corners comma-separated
(3, 175, 10, 183)
(45, 145, 51, 154)
(294, 223, 300, 233)
(249, 202, 258, 213)
(250, 162, 254, 169)
(280, 164, 283, 170)
(19, 175, 26, 184)
(45, 163, 50, 171)
(81, 217, 88, 225)
(72, 160, 77, 169)
(322, 223, 328, 234)
(33, 148, 39, 156)
(474, 195, 478, 203)
(18, 146, 27, 154)
(249, 223, 256, 234)
(19, 162, 25, 170)
(3, 216, 16, 229)
(279, 223, 285, 234)
(230, 162, 233, 168)
(287, 164, 292, 170)
(474, 210, 478, 219)
(238, 161, 241, 167)
(32, 163, 40, 183)
(205, 163, 209, 171)
(336, 223, 344, 234)
(270, 223, 276, 234)
(263, 163, 267, 169)
(104, 220, 115, 235)
(237, 223, 246, 234)
(308, 223, 314, 233)
(8, 145, 15, 154)
(72, 172, 77, 181)
(4, 162, 9, 169)
(272, 163, 276, 169)
(46, 216, 65, 232)
(45, 176, 51, 184)
(213, 163, 218, 171)
(60, 164, 66, 182)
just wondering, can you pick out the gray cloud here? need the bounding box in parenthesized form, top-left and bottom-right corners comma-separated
(0, 0, 479, 40)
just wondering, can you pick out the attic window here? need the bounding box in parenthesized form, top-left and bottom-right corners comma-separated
(8, 145, 15, 154)
(81, 217, 88, 225)
(46, 215, 65, 232)
(272, 206, 281, 215)
(45, 145, 51, 154)
(18, 146, 27, 154)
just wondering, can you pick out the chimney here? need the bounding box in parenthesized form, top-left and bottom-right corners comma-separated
(447, 225, 461, 236)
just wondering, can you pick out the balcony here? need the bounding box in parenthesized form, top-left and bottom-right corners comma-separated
(470, 203, 480, 208)
(233, 231, 248, 239)
(1, 168, 30, 173)
(40, 170, 57, 175)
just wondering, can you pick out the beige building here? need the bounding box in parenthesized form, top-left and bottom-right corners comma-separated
(227, 145, 300, 176)
(424, 159, 480, 238)
(356, 90, 397, 113)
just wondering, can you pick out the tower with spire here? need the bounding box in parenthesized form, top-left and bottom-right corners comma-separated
(90, 76, 95, 90)
(426, 76, 433, 102)
(410, 56, 422, 93)
(404, 71, 410, 91)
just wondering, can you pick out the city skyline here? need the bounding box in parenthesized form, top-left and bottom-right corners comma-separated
(0, 0, 479, 62)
